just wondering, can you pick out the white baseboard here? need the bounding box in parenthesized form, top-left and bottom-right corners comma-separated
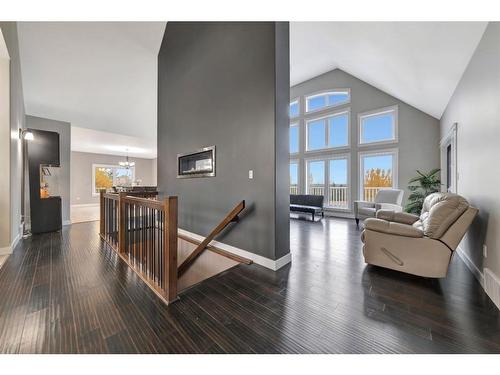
(71, 203, 99, 208)
(456, 246, 485, 286)
(63, 220, 72, 226)
(456, 246, 500, 310)
(178, 228, 292, 271)
(1, 225, 22, 255)
(484, 268, 500, 310)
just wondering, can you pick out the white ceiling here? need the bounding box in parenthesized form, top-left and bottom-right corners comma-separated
(290, 22, 488, 119)
(71, 126, 157, 159)
(18, 22, 165, 157)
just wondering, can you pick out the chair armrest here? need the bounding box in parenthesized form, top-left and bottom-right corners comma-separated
(364, 218, 424, 238)
(375, 203, 403, 212)
(354, 200, 376, 209)
(376, 210, 419, 225)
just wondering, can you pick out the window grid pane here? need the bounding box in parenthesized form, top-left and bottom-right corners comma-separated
(290, 162, 299, 194)
(328, 113, 349, 147)
(361, 154, 394, 202)
(289, 101, 299, 118)
(307, 119, 326, 151)
(290, 125, 299, 154)
(307, 160, 325, 196)
(360, 111, 395, 144)
(306, 91, 350, 112)
(329, 159, 348, 209)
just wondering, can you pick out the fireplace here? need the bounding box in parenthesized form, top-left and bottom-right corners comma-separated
(177, 146, 216, 178)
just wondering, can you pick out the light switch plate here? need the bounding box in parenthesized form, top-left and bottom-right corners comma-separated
(248, 170, 253, 179)
(483, 244, 488, 258)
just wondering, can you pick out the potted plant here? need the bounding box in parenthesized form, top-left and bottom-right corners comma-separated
(405, 168, 441, 215)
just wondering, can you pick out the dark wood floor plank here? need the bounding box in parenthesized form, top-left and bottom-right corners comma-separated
(0, 218, 498, 353)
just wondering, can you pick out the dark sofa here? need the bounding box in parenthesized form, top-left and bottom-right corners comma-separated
(290, 194, 325, 221)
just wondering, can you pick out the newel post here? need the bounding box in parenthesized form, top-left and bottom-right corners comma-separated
(163, 196, 178, 303)
(118, 192, 127, 254)
(99, 189, 105, 235)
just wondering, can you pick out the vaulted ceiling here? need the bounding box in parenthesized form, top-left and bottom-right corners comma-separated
(290, 22, 488, 119)
(17, 22, 487, 159)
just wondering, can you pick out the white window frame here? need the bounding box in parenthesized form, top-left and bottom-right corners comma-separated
(289, 159, 300, 194)
(289, 98, 300, 119)
(305, 109, 350, 152)
(358, 148, 398, 200)
(304, 154, 351, 211)
(92, 163, 136, 197)
(305, 89, 350, 114)
(358, 105, 398, 146)
(289, 123, 299, 155)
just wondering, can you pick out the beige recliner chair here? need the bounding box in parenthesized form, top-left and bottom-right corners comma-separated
(361, 192, 478, 278)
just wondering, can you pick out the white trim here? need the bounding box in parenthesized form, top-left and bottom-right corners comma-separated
(289, 122, 299, 155)
(456, 245, 484, 287)
(440, 122, 458, 193)
(456, 246, 500, 310)
(71, 203, 100, 208)
(178, 228, 292, 271)
(91, 163, 136, 197)
(305, 89, 351, 114)
(305, 108, 350, 152)
(0, 246, 11, 255)
(358, 105, 399, 146)
(358, 148, 399, 200)
(63, 220, 72, 226)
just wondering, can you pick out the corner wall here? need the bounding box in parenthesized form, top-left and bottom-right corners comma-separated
(0, 22, 26, 252)
(26, 115, 71, 224)
(440, 22, 500, 308)
(157, 22, 290, 265)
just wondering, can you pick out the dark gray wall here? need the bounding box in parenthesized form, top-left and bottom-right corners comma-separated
(71, 151, 156, 205)
(26, 115, 71, 224)
(290, 69, 440, 212)
(0, 22, 25, 245)
(440, 22, 500, 282)
(158, 22, 290, 261)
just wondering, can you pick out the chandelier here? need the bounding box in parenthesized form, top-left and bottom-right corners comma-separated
(119, 150, 135, 169)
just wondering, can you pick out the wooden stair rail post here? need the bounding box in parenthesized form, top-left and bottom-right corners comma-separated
(164, 196, 178, 303)
(99, 189, 105, 235)
(118, 192, 127, 254)
(178, 200, 245, 277)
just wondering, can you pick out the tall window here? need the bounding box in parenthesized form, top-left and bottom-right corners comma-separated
(359, 150, 397, 202)
(306, 157, 350, 209)
(305, 90, 350, 113)
(290, 124, 299, 154)
(306, 111, 349, 151)
(306, 160, 325, 196)
(289, 161, 299, 194)
(289, 100, 299, 118)
(359, 106, 398, 145)
(92, 164, 135, 195)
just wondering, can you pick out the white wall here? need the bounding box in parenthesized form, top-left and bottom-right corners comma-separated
(71, 151, 157, 205)
(440, 22, 500, 307)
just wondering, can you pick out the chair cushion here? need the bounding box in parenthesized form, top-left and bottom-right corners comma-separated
(290, 204, 322, 213)
(420, 192, 469, 238)
(374, 189, 404, 205)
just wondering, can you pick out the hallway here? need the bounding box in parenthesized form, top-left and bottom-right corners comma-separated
(0, 219, 498, 353)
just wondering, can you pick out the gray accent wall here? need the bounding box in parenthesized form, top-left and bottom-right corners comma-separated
(157, 22, 290, 261)
(26, 115, 71, 224)
(290, 69, 440, 212)
(71, 151, 156, 205)
(440, 23, 500, 284)
(0, 22, 26, 247)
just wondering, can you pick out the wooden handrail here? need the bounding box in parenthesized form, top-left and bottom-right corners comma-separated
(99, 190, 179, 304)
(178, 200, 245, 277)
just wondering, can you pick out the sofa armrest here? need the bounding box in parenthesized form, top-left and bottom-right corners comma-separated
(375, 203, 403, 212)
(354, 200, 376, 209)
(376, 210, 420, 225)
(365, 218, 424, 238)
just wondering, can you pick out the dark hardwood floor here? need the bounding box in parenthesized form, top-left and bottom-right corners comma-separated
(0, 217, 499, 353)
